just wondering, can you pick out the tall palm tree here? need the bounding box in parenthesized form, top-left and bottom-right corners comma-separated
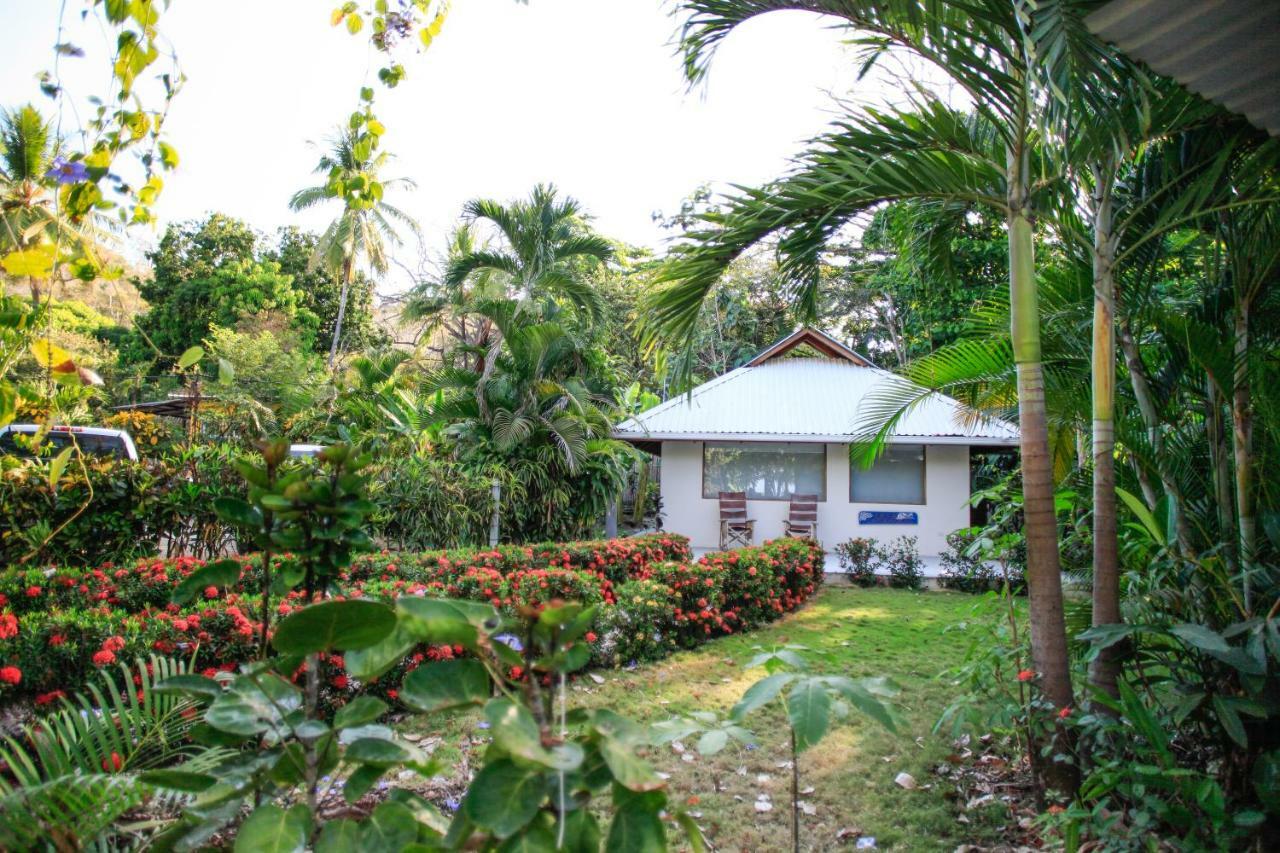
(437, 184, 615, 421)
(651, 1, 1078, 792)
(0, 104, 108, 305)
(289, 126, 419, 367)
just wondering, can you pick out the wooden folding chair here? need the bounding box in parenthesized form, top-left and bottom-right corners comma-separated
(783, 493, 819, 543)
(718, 491, 755, 549)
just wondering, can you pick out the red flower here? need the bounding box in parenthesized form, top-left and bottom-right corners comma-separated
(25, 585, 42, 597)
(1016, 669, 1036, 682)
(585, 631, 598, 644)
(204, 586, 219, 599)
(386, 689, 398, 701)
(0, 665, 21, 685)
(1058, 706, 1072, 720)
(35, 689, 66, 706)
(509, 666, 525, 680)
(331, 674, 349, 690)
(101, 752, 123, 773)
(92, 649, 117, 667)
(0, 612, 17, 639)
(102, 635, 126, 652)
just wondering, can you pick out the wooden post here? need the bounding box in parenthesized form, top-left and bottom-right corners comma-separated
(488, 479, 501, 548)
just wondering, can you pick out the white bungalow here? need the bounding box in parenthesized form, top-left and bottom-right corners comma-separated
(613, 328, 1020, 575)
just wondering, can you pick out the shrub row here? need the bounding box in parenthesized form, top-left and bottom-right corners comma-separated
(0, 535, 823, 705)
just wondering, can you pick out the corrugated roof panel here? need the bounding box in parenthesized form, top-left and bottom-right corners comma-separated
(1087, 0, 1280, 136)
(614, 358, 1019, 444)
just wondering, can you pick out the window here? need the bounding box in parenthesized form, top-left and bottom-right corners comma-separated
(850, 444, 926, 504)
(702, 442, 826, 501)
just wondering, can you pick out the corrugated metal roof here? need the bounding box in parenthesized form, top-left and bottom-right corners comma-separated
(1087, 0, 1280, 137)
(613, 358, 1019, 445)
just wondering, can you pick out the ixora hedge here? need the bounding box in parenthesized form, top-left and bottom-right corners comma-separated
(0, 534, 823, 706)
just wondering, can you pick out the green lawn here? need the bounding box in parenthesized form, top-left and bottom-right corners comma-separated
(403, 586, 1006, 851)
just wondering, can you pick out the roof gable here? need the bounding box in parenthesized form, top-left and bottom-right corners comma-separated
(746, 327, 874, 367)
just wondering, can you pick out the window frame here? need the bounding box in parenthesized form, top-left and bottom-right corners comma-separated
(700, 441, 828, 502)
(849, 443, 927, 505)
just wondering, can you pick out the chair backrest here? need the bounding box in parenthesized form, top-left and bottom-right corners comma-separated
(789, 493, 818, 524)
(719, 491, 748, 521)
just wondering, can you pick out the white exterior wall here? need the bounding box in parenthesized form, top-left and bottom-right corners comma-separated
(658, 441, 971, 557)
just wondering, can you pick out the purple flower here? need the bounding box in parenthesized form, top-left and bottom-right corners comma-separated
(443, 797, 461, 812)
(475, 721, 491, 730)
(45, 157, 88, 185)
(493, 633, 523, 653)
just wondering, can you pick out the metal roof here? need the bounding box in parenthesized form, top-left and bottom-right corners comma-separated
(613, 357, 1020, 446)
(1087, 0, 1280, 137)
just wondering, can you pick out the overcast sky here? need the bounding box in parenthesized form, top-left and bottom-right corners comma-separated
(2, 1, 946, 293)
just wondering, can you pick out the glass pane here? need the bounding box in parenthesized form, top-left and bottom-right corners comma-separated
(702, 442, 826, 500)
(850, 444, 925, 504)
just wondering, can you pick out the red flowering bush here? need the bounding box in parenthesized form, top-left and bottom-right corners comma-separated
(0, 532, 827, 705)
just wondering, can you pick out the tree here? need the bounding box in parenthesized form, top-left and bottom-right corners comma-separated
(288, 127, 418, 367)
(429, 184, 615, 421)
(268, 226, 383, 355)
(0, 104, 109, 305)
(651, 0, 1077, 793)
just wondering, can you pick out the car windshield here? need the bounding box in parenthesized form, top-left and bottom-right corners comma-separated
(0, 430, 128, 460)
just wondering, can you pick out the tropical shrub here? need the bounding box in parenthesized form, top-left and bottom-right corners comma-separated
(594, 579, 679, 666)
(937, 529, 997, 593)
(641, 560, 725, 646)
(882, 535, 924, 590)
(833, 537, 879, 586)
(368, 453, 496, 549)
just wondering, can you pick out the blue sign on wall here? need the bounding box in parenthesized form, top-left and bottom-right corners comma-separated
(858, 510, 918, 525)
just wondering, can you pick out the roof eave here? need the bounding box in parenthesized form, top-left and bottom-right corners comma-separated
(611, 431, 1020, 447)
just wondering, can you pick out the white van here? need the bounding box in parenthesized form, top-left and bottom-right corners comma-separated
(0, 424, 139, 461)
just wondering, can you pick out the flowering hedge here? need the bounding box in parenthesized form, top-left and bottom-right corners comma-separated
(0, 534, 823, 706)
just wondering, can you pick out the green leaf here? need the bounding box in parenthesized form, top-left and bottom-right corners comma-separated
(787, 679, 832, 751)
(206, 673, 302, 736)
(333, 696, 388, 730)
(47, 446, 73, 493)
(153, 673, 222, 698)
(361, 801, 418, 852)
(1212, 695, 1248, 748)
(607, 788, 668, 852)
(172, 559, 243, 605)
(400, 659, 490, 714)
(177, 345, 204, 370)
(731, 673, 794, 721)
(138, 770, 217, 792)
(484, 699, 555, 767)
(598, 736, 662, 792)
(213, 496, 263, 528)
(496, 823, 557, 852)
(1252, 750, 1280, 814)
(674, 810, 707, 853)
(1116, 486, 1165, 546)
(396, 597, 492, 649)
(345, 623, 417, 680)
(217, 357, 235, 384)
(272, 600, 396, 655)
(559, 808, 602, 852)
(462, 759, 545, 839)
(696, 729, 729, 755)
(316, 819, 361, 852)
(233, 803, 311, 853)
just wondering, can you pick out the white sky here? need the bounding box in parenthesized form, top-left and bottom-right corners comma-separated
(2, 0, 947, 294)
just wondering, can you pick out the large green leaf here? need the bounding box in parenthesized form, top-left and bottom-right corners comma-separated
(333, 696, 388, 730)
(462, 759, 545, 838)
(396, 597, 494, 649)
(400, 659, 490, 713)
(730, 673, 794, 721)
(496, 822, 558, 852)
(315, 819, 361, 852)
(606, 788, 668, 852)
(172, 559, 243, 605)
(233, 803, 311, 853)
(214, 496, 264, 529)
(345, 623, 417, 680)
(361, 801, 419, 852)
(206, 673, 302, 737)
(272, 600, 396, 655)
(787, 679, 832, 751)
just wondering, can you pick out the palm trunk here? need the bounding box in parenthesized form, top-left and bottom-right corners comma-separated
(1007, 140, 1076, 796)
(1205, 375, 1236, 563)
(1231, 298, 1255, 613)
(1117, 322, 1194, 555)
(327, 256, 354, 369)
(1087, 168, 1121, 704)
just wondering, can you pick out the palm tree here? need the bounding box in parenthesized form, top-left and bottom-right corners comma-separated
(434, 184, 615, 421)
(288, 126, 419, 367)
(0, 104, 108, 305)
(652, 1, 1078, 793)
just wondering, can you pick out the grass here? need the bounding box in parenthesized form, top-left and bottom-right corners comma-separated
(402, 586, 1007, 851)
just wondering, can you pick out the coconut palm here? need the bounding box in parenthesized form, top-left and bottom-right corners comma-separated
(288, 126, 419, 367)
(436, 184, 615, 421)
(0, 104, 109, 304)
(651, 1, 1078, 791)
